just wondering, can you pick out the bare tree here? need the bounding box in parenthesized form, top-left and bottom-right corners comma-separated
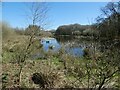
(25, 2, 48, 28)
(13, 2, 49, 87)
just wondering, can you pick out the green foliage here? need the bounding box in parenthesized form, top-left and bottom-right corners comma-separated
(2, 73, 8, 83)
(2, 73, 9, 89)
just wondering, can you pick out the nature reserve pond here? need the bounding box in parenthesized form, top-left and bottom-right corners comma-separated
(32, 36, 114, 59)
(40, 37, 84, 57)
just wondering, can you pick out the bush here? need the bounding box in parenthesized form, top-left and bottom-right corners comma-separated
(2, 22, 16, 40)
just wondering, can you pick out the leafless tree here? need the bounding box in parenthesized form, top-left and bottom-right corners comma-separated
(13, 2, 49, 87)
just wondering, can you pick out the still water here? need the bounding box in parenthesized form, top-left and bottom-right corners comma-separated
(41, 37, 84, 57)
(32, 36, 120, 59)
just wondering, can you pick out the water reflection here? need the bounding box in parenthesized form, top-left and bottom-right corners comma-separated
(32, 36, 120, 60)
(55, 36, 75, 43)
(41, 37, 84, 57)
(66, 47, 84, 57)
(41, 37, 61, 52)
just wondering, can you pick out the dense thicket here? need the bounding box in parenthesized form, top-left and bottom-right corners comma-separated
(96, 2, 120, 39)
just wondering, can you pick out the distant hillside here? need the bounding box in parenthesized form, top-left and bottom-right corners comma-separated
(55, 23, 97, 36)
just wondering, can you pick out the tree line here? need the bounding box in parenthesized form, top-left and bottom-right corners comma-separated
(55, 2, 120, 40)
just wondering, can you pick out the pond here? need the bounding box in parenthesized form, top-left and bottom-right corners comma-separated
(32, 36, 120, 59)
(40, 37, 84, 57)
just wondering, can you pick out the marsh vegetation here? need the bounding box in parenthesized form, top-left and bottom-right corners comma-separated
(2, 2, 120, 89)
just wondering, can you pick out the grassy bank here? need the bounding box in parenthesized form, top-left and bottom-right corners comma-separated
(2, 28, 120, 89)
(2, 38, 120, 88)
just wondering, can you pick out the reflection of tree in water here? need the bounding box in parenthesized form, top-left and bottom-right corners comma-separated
(55, 36, 120, 59)
(55, 36, 75, 43)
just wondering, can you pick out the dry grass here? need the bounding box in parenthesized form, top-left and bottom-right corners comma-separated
(2, 59, 66, 88)
(2, 23, 120, 88)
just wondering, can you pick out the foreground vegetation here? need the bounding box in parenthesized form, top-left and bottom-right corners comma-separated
(2, 38, 120, 89)
(2, 2, 120, 89)
(2, 22, 120, 89)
